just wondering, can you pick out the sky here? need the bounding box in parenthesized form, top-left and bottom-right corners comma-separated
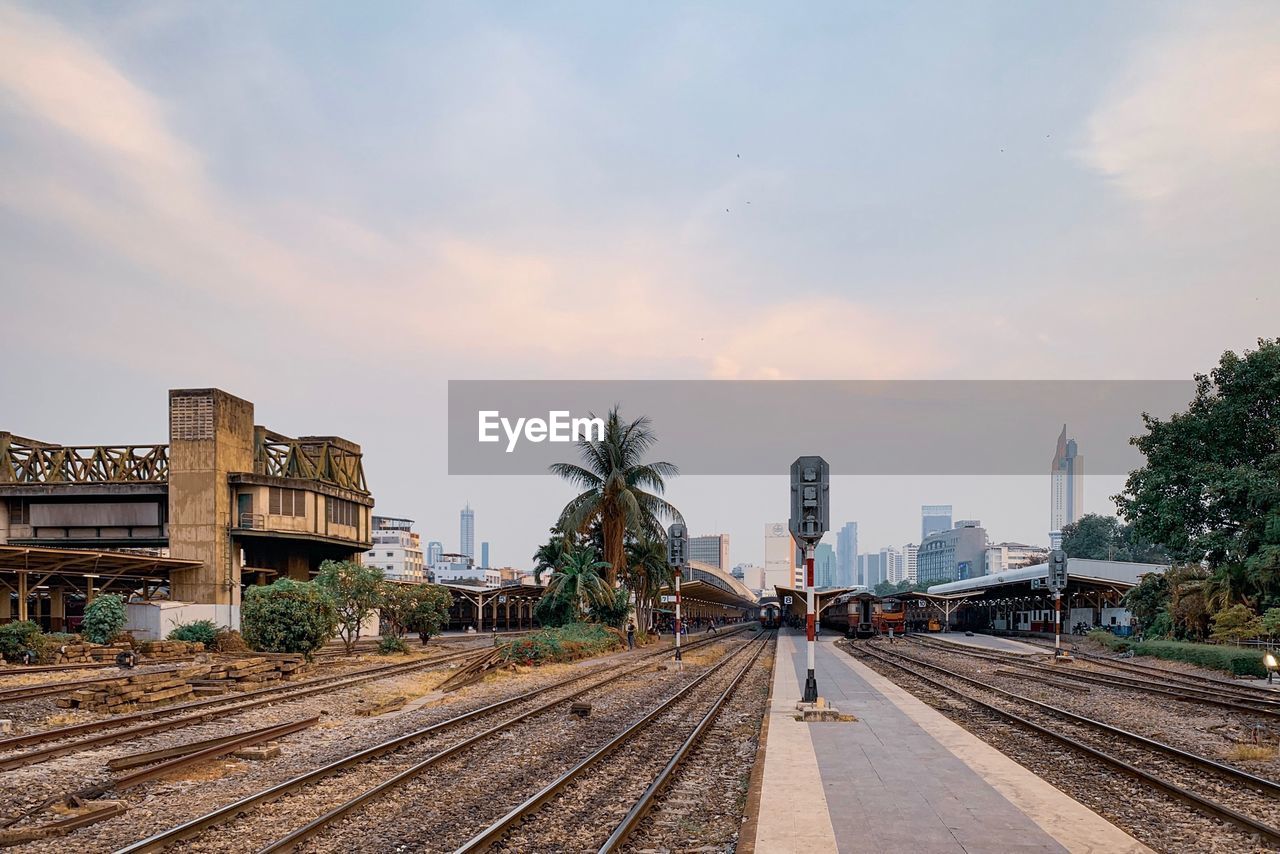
(1, 2, 1277, 567)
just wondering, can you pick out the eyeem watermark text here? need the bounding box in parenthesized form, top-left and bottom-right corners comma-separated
(478, 410, 605, 453)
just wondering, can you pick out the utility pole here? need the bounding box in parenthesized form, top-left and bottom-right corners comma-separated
(790, 456, 830, 704)
(667, 524, 687, 671)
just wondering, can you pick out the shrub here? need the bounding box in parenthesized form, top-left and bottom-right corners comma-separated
(0, 620, 42, 662)
(377, 635, 409, 655)
(534, 591, 575, 628)
(1210, 605, 1265, 642)
(588, 587, 631, 629)
(501, 622, 622, 666)
(1086, 629, 1130, 652)
(241, 579, 337, 657)
(168, 620, 218, 646)
(82, 594, 128, 644)
(213, 628, 250, 653)
(1131, 639, 1267, 678)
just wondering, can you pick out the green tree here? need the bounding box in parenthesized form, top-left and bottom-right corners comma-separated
(316, 559, 385, 653)
(1262, 608, 1280, 637)
(873, 581, 897, 596)
(623, 536, 672, 632)
(550, 407, 683, 588)
(1210, 604, 1265, 642)
(404, 584, 453, 645)
(1117, 339, 1280, 608)
(378, 582, 419, 639)
(542, 547, 613, 620)
(241, 579, 337, 656)
(1061, 514, 1123, 560)
(532, 528, 575, 585)
(82, 593, 127, 644)
(1122, 571, 1170, 634)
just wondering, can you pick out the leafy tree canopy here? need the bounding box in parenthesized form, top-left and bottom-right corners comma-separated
(1060, 514, 1169, 564)
(316, 560, 385, 653)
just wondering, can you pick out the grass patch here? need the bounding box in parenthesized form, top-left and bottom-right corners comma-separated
(1088, 630, 1267, 677)
(499, 623, 622, 666)
(1229, 743, 1276, 762)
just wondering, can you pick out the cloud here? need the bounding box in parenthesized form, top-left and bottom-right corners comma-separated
(1078, 6, 1280, 205)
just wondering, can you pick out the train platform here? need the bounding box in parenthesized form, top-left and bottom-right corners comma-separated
(925, 632, 1048, 655)
(747, 630, 1150, 854)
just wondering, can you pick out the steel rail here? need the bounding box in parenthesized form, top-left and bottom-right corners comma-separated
(859, 643, 1280, 845)
(0, 648, 481, 770)
(117, 626, 755, 854)
(908, 635, 1280, 715)
(453, 632, 772, 854)
(598, 632, 774, 853)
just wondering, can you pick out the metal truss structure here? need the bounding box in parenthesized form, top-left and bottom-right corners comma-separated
(0, 433, 169, 484)
(254, 430, 369, 494)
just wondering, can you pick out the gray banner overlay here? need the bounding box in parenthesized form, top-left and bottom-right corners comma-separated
(448, 380, 1194, 476)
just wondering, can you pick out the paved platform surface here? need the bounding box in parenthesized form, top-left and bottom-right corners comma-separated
(750, 630, 1150, 854)
(925, 632, 1050, 655)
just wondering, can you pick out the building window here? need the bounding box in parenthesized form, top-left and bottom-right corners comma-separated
(8, 499, 29, 525)
(269, 487, 306, 517)
(327, 497, 358, 527)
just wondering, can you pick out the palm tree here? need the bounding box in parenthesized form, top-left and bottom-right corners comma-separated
(532, 529, 572, 585)
(1199, 563, 1260, 612)
(624, 537, 673, 631)
(544, 547, 614, 620)
(550, 406, 683, 588)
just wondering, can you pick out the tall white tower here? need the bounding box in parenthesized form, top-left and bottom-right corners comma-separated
(460, 503, 475, 559)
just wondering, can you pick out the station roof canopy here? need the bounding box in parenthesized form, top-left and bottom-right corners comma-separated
(926, 558, 1167, 600)
(439, 582, 545, 604)
(773, 585, 859, 618)
(0, 544, 203, 588)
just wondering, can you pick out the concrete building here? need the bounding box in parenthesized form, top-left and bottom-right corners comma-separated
(460, 504, 475, 559)
(921, 505, 953, 541)
(689, 534, 730, 570)
(985, 542, 1050, 575)
(1, 388, 374, 631)
(1051, 425, 1084, 534)
(763, 522, 797, 592)
(836, 522, 858, 588)
(917, 520, 989, 585)
(480, 541, 490, 569)
(903, 543, 919, 584)
(430, 552, 497, 587)
(858, 552, 882, 588)
(734, 563, 766, 591)
(367, 516, 425, 584)
(881, 546, 905, 584)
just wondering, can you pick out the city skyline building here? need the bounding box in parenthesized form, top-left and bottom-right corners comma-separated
(460, 503, 475, 559)
(815, 543, 837, 588)
(917, 520, 989, 585)
(1051, 425, 1084, 535)
(984, 541, 1050, 575)
(689, 534, 730, 570)
(903, 543, 919, 584)
(763, 522, 797, 592)
(426, 541, 444, 565)
(881, 546, 905, 584)
(921, 504, 953, 541)
(836, 522, 858, 588)
(858, 552, 882, 588)
(481, 541, 490, 568)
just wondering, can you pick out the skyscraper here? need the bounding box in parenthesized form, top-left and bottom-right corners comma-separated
(480, 541, 490, 568)
(881, 546, 904, 584)
(460, 503, 475, 559)
(689, 534, 730, 570)
(1050, 425, 1084, 534)
(426, 541, 444, 565)
(836, 522, 858, 588)
(763, 523, 796, 592)
(902, 543, 919, 584)
(921, 505, 952, 541)
(815, 543, 837, 588)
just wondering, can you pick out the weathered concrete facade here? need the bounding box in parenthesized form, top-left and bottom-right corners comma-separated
(2, 388, 374, 629)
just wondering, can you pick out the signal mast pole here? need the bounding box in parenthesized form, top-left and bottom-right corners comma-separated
(667, 524, 687, 672)
(804, 542, 817, 702)
(791, 456, 829, 705)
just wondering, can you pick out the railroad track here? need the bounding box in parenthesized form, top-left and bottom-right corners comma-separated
(907, 635, 1280, 718)
(0, 647, 483, 770)
(115, 626, 759, 853)
(856, 641, 1280, 848)
(456, 630, 774, 854)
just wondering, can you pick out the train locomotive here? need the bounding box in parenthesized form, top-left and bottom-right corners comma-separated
(824, 592, 906, 639)
(757, 597, 783, 629)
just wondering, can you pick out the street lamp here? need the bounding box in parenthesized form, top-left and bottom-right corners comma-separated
(1265, 652, 1278, 685)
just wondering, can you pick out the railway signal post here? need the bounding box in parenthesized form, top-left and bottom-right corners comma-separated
(667, 523, 687, 670)
(790, 456, 830, 704)
(1049, 549, 1068, 660)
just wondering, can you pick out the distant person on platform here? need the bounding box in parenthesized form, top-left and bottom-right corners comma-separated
(888, 626, 895, 644)
(626, 622, 636, 650)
